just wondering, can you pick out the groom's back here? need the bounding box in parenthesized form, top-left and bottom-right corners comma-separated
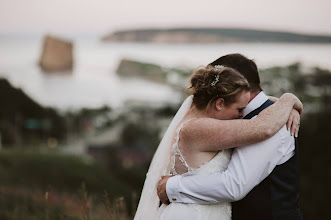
(232, 99, 303, 220)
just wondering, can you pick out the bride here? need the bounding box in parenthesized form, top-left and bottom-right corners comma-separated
(134, 65, 303, 220)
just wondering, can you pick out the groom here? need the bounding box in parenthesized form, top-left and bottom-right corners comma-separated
(157, 53, 303, 220)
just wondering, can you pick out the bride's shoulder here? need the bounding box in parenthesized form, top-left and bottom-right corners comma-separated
(181, 117, 217, 138)
(182, 117, 232, 141)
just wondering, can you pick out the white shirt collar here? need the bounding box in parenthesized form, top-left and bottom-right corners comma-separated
(243, 91, 268, 118)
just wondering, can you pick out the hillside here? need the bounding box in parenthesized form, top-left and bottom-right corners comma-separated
(102, 28, 331, 43)
(0, 78, 65, 146)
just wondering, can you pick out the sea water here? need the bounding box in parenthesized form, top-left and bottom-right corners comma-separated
(1, 35, 330, 111)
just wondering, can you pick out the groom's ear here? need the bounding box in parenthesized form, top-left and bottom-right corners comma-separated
(215, 98, 225, 110)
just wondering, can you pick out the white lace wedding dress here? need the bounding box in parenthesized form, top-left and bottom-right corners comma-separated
(154, 119, 232, 220)
(134, 96, 231, 220)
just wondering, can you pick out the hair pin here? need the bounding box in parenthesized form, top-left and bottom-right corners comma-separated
(210, 74, 220, 86)
(214, 65, 224, 71)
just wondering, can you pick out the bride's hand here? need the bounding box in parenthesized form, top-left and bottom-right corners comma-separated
(287, 109, 301, 137)
(291, 94, 303, 116)
(281, 93, 303, 116)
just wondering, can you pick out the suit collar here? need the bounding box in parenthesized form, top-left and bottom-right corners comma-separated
(243, 91, 268, 118)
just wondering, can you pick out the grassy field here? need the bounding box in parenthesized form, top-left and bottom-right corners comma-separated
(0, 150, 136, 219)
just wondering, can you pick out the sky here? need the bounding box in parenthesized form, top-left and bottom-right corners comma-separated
(0, 0, 331, 36)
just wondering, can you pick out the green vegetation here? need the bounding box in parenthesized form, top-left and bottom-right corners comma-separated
(260, 63, 331, 112)
(0, 79, 66, 146)
(0, 78, 114, 148)
(297, 111, 330, 219)
(0, 150, 135, 219)
(0, 150, 129, 194)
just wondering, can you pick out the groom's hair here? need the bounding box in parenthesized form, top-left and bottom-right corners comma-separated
(209, 53, 262, 93)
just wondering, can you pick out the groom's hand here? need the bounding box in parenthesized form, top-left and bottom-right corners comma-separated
(157, 175, 173, 204)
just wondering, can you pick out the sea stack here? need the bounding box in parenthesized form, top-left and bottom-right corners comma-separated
(39, 35, 74, 72)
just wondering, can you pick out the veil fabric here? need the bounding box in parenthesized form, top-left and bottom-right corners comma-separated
(134, 95, 193, 220)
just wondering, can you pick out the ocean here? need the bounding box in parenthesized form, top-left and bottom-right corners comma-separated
(1, 35, 331, 111)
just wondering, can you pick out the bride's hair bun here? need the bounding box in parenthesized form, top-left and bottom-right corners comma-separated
(188, 65, 250, 110)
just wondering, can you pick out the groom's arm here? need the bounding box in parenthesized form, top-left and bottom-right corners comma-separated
(163, 125, 295, 204)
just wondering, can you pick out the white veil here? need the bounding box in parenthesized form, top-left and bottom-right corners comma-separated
(134, 95, 193, 220)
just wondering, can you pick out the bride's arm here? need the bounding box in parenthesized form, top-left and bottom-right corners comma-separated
(268, 95, 301, 136)
(268, 95, 279, 103)
(185, 93, 303, 151)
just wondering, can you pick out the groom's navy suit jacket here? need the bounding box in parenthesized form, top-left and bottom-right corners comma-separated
(232, 99, 303, 220)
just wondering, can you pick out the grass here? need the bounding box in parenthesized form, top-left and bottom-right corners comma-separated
(0, 150, 128, 193)
(0, 150, 136, 219)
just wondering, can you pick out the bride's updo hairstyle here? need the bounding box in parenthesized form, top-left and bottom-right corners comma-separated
(188, 65, 250, 110)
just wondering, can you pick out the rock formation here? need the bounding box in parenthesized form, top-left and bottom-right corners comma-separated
(39, 35, 73, 72)
(116, 58, 191, 89)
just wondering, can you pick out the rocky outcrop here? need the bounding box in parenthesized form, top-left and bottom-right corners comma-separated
(116, 59, 191, 88)
(116, 59, 168, 83)
(39, 35, 73, 72)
